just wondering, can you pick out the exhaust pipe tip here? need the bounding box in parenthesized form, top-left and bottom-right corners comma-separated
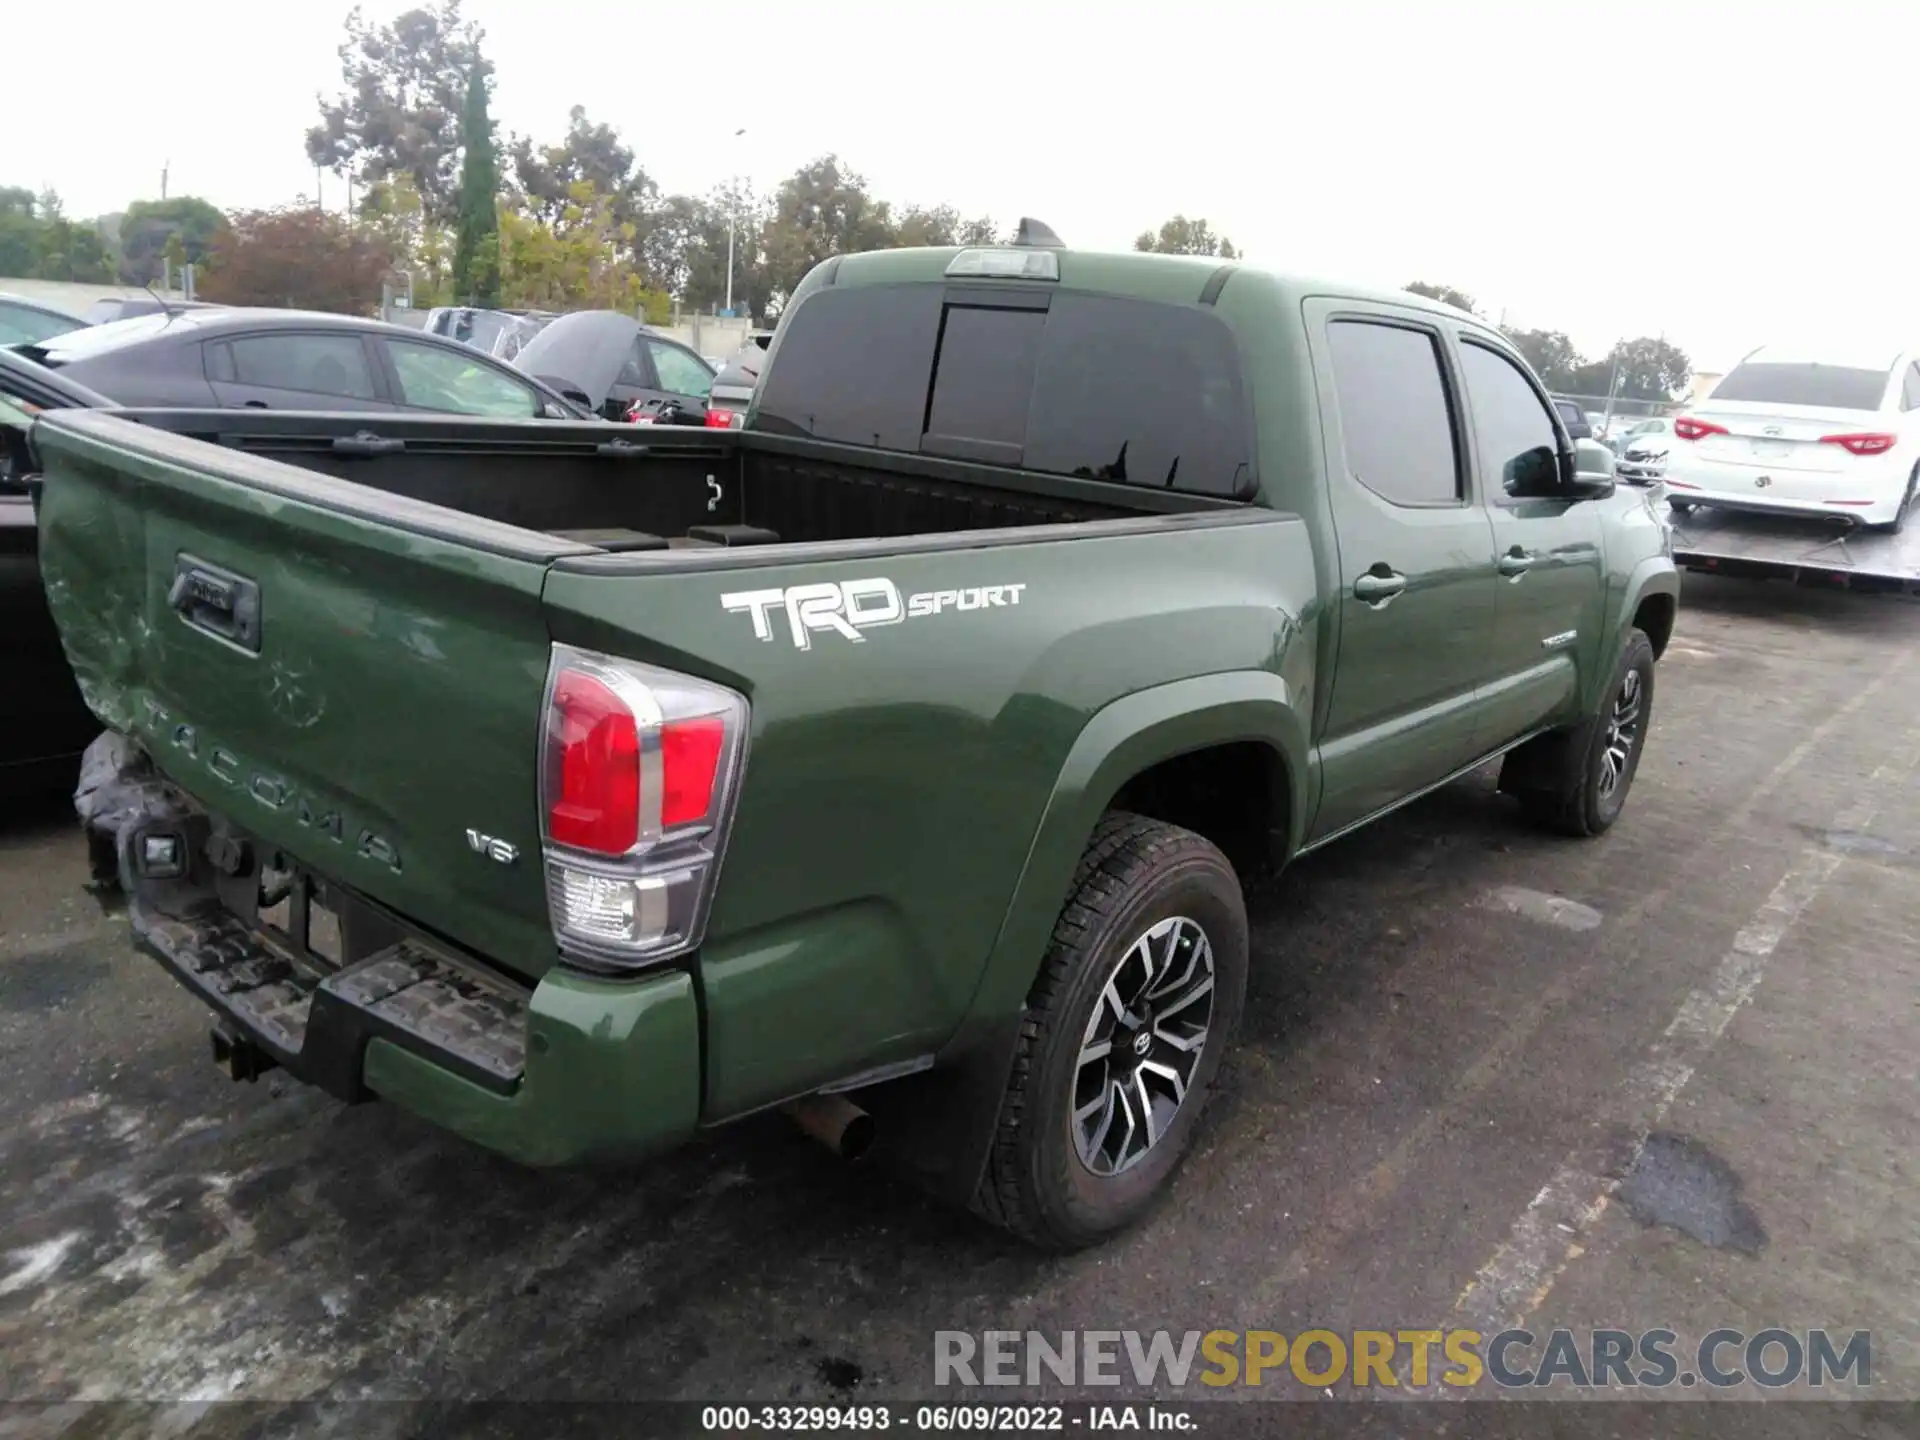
(786, 1093, 875, 1163)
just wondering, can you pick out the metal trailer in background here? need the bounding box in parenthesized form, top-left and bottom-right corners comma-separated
(1665, 490, 1920, 596)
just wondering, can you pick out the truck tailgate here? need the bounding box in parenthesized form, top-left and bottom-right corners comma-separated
(33, 412, 574, 981)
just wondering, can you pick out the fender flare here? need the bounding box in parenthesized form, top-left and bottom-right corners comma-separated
(969, 668, 1310, 1026)
(1607, 557, 1680, 689)
(856, 669, 1310, 1208)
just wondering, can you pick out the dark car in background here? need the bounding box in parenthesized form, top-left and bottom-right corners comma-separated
(81, 296, 223, 325)
(11, 308, 592, 418)
(0, 294, 88, 346)
(705, 329, 773, 427)
(0, 313, 589, 786)
(1551, 397, 1595, 441)
(0, 352, 115, 792)
(511, 310, 718, 423)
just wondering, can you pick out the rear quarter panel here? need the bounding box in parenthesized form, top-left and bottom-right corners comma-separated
(542, 514, 1319, 1118)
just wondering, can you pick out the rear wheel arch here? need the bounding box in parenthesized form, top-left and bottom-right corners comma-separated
(961, 673, 1307, 1036)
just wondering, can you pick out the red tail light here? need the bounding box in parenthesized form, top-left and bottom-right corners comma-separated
(546, 670, 640, 855)
(660, 716, 726, 827)
(540, 648, 749, 970)
(1820, 432, 1896, 456)
(1673, 416, 1727, 441)
(704, 407, 734, 428)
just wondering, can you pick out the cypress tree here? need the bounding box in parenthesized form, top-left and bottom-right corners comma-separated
(450, 64, 500, 306)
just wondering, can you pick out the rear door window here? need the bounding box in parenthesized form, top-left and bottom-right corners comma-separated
(227, 333, 379, 401)
(1324, 319, 1462, 505)
(1711, 361, 1892, 410)
(755, 284, 1251, 496)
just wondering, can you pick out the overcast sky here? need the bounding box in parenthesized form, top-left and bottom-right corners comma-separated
(14, 0, 1916, 371)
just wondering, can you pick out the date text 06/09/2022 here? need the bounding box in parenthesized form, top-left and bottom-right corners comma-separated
(700, 1403, 1193, 1431)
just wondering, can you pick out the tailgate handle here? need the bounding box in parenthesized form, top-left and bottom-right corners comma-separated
(168, 554, 262, 654)
(331, 431, 405, 458)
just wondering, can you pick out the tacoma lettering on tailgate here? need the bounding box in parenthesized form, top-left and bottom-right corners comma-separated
(141, 700, 402, 872)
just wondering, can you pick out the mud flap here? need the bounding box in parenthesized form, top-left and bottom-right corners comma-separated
(848, 1011, 1027, 1212)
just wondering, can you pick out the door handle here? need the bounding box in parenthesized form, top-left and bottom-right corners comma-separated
(1498, 548, 1535, 578)
(1353, 569, 1408, 604)
(331, 431, 405, 458)
(242, 400, 269, 409)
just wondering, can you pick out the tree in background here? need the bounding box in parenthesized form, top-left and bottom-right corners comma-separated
(1590, 336, 1693, 403)
(508, 106, 652, 232)
(498, 180, 668, 320)
(118, 196, 227, 284)
(450, 65, 500, 305)
(1405, 280, 1478, 314)
(1502, 327, 1584, 393)
(758, 156, 900, 314)
(0, 189, 113, 282)
(359, 173, 454, 308)
(306, 1, 486, 227)
(1136, 216, 1238, 258)
(892, 204, 999, 249)
(0, 187, 43, 276)
(198, 206, 393, 312)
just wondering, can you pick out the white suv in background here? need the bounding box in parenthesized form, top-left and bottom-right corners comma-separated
(1665, 344, 1920, 531)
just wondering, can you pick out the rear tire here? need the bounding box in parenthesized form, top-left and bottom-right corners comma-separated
(1499, 629, 1657, 838)
(974, 813, 1248, 1250)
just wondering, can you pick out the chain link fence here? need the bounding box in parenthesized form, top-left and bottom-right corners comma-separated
(1549, 391, 1676, 440)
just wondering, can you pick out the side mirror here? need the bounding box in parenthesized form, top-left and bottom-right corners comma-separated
(1567, 437, 1617, 500)
(1504, 444, 1563, 499)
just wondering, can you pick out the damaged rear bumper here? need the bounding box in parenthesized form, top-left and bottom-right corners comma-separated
(76, 732, 702, 1166)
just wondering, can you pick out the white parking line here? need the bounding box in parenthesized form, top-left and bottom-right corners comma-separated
(1445, 741, 1920, 1348)
(1241, 653, 1914, 1322)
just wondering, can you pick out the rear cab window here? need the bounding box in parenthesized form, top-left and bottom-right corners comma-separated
(1711, 361, 1893, 410)
(754, 283, 1253, 498)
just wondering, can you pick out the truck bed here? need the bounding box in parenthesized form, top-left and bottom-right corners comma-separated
(1668, 493, 1920, 595)
(101, 410, 1234, 556)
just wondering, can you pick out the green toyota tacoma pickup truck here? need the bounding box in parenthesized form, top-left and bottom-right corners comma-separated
(28, 234, 1679, 1249)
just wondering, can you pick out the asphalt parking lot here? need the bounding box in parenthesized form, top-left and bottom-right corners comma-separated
(3, 573, 1917, 1436)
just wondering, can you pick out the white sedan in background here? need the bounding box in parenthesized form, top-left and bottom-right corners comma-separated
(1664, 344, 1920, 531)
(1614, 417, 1675, 483)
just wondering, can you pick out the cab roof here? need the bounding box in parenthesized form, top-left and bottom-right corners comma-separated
(818, 244, 1478, 326)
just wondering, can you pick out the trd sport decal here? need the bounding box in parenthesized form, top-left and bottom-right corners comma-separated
(721, 579, 1028, 650)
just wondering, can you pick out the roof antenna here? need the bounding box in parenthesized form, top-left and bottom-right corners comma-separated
(1012, 217, 1065, 249)
(142, 281, 181, 321)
